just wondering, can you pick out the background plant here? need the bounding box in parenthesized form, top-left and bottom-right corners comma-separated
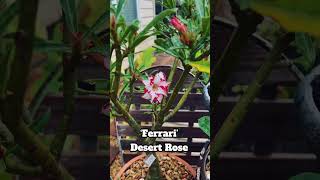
(0, 0, 107, 179)
(212, 1, 320, 180)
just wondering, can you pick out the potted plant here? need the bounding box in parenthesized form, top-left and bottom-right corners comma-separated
(294, 33, 320, 158)
(109, 0, 210, 179)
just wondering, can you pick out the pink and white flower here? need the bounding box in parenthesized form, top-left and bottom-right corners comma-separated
(142, 72, 170, 104)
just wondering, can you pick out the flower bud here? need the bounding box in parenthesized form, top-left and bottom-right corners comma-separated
(170, 16, 187, 34)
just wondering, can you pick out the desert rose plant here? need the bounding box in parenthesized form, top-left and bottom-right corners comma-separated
(110, 0, 210, 179)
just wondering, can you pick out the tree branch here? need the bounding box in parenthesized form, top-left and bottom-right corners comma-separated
(4, 155, 42, 176)
(163, 71, 201, 123)
(160, 65, 192, 115)
(110, 95, 141, 136)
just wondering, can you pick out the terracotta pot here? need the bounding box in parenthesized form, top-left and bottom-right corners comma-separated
(115, 153, 196, 180)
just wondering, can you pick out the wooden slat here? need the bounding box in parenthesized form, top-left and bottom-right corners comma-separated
(117, 125, 208, 138)
(214, 97, 308, 153)
(77, 61, 106, 79)
(117, 110, 209, 123)
(20, 152, 107, 180)
(127, 92, 208, 110)
(41, 95, 108, 135)
(215, 152, 318, 180)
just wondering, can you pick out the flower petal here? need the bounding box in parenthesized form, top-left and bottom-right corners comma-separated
(154, 87, 166, 95)
(142, 92, 151, 100)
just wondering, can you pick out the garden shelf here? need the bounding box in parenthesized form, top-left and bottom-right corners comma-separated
(20, 61, 108, 180)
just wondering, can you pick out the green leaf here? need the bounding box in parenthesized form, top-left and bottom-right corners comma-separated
(115, 0, 127, 18)
(138, 8, 177, 38)
(294, 33, 317, 73)
(153, 45, 181, 60)
(82, 12, 108, 41)
(83, 47, 107, 56)
(188, 60, 210, 74)
(131, 34, 153, 49)
(195, 0, 205, 18)
(198, 116, 210, 137)
(290, 173, 320, 180)
(135, 47, 156, 70)
(0, 2, 17, 34)
(33, 39, 71, 53)
(121, 20, 140, 41)
(60, 0, 78, 33)
(236, 0, 320, 37)
(201, 17, 210, 35)
(128, 53, 135, 72)
(31, 108, 51, 133)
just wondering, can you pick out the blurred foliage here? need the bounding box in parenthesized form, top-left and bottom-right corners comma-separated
(293, 33, 320, 74)
(236, 0, 320, 37)
(290, 173, 320, 180)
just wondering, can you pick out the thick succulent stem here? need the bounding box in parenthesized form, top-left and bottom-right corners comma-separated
(50, 22, 81, 161)
(110, 95, 141, 136)
(211, 33, 294, 161)
(146, 153, 162, 180)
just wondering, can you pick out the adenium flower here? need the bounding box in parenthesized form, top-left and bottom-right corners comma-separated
(170, 16, 187, 34)
(142, 72, 170, 104)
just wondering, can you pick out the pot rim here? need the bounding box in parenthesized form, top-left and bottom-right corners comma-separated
(114, 153, 196, 180)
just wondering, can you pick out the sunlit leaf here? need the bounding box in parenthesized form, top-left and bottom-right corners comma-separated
(188, 60, 210, 74)
(236, 0, 320, 37)
(135, 47, 156, 70)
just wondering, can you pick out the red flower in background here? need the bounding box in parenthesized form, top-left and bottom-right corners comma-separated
(170, 16, 194, 47)
(170, 16, 187, 34)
